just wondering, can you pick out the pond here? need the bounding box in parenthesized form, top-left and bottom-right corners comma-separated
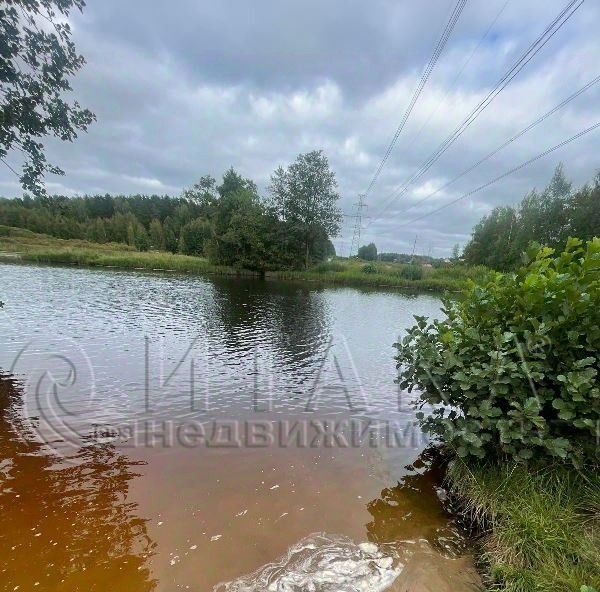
(0, 263, 478, 591)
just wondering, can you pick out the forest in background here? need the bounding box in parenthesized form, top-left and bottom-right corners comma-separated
(463, 165, 600, 270)
(2, 162, 600, 275)
(0, 151, 339, 272)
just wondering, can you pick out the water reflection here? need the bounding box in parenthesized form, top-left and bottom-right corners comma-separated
(0, 373, 156, 591)
(366, 449, 467, 556)
(208, 277, 332, 372)
(0, 263, 453, 591)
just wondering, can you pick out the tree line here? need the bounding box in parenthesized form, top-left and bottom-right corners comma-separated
(463, 165, 600, 270)
(0, 151, 340, 271)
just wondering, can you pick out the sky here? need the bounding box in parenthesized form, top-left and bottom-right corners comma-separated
(1, 0, 599, 256)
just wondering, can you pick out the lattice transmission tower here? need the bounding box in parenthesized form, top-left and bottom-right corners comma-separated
(348, 194, 368, 257)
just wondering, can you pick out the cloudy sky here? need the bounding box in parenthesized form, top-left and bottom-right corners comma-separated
(2, 0, 599, 256)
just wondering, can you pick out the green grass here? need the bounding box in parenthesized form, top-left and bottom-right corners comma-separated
(270, 259, 489, 291)
(0, 225, 258, 277)
(447, 458, 600, 592)
(0, 225, 485, 291)
(0, 225, 138, 252)
(269, 268, 466, 291)
(20, 247, 254, 276)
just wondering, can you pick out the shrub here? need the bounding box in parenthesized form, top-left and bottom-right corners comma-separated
(361, 263, 377, 274)
(313, 261, 345, 273)
(398, 264, 423, 280)
(395, 238, 600, 466)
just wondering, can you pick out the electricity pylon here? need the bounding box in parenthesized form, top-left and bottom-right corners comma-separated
(348, 194, 368, 257)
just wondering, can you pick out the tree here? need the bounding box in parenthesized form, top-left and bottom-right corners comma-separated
(182, 175, 217, 216)
(206, 202, 297, 271)
(1, 0, 95, 195)
(148, 218, 165, 250)
(162, 216, 179, 253)
(178, 218, 211, 256)
(358, 242, 377, 261)
(546, 162, 572, 199)
(463, 165, 586, 270)
(268, 150, 342, 268)
(218, 167, 257, 200)
(126, 219, 149, 251)
(87, 218, 107, 243)
(451, 243, 461, 261)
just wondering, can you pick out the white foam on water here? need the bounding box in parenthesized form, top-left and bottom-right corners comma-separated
(214, 533, 402, 592)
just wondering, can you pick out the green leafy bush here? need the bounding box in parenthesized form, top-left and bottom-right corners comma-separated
(361, 263, 377, 274)
(398, 264, 423, 280)
(395, 238, 600, 465)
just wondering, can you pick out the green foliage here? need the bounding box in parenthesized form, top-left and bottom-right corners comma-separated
(361, 263, 377, 274)
(19, 247, 257, 278)
(272, 258, 488, 291)
(86, 218, 107, 244)
(451, 243, 461, 261)
(0, 0, 95, 195)
(268, 150, 342, 268)
(398, 264, 423, 280)
(178, 218, 210, 256)
(162, 216, 179, 253)
(0, 154, 341, 271)
(428, 263, 488, 283)
(358, 242, 377, 261)
(464, 165, 600, 270)
(312, 261, 345, 273)
(126, 220, 149, 251)
(0, 225, 492, 294)
(148, 219, 165, 250)
(206, 203, 293, 272)
(181, 175, 217, 214)
(396, 238, 600, 465)
(204, 170, 296, 271)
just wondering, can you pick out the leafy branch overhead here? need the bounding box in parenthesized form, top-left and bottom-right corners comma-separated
(0, 0, 95, 195)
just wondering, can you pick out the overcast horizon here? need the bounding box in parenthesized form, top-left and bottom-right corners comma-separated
(1, 0, 599, 256)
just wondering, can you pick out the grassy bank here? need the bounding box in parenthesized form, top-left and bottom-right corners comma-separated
(447, 458, 600, 592)
(0, 225, 484, 291)
(0, 225, 257, 277)
(272, 256, 488, 291)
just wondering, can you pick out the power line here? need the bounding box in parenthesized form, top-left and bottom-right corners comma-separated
(393, 121, 600, 229)
(391, 73, 600, 218)
(363, 0, 468, 197)
(367, 0, 584, 225)
(0, 158, 20, 178)
(369, 0, 583, 223)
(401, 0, 511, 159)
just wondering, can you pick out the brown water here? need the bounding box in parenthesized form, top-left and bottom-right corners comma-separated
(0, 263, 478, 592)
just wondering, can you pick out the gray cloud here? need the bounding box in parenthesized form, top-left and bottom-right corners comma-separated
(1, 0, 599, 256)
